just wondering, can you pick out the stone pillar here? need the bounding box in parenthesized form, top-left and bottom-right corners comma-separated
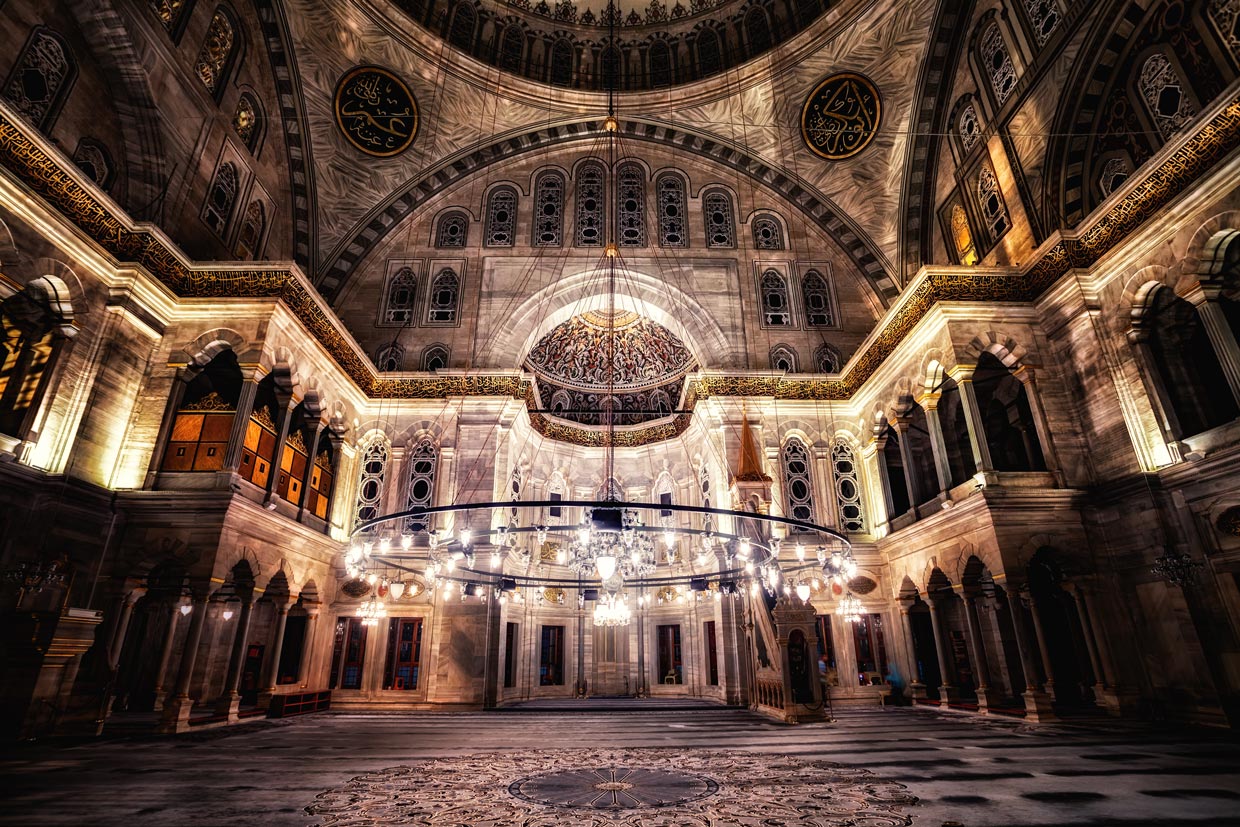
(1126, 328, 1187, 449)
(298, 610, 320, 688)
(222, 374, 261, 473)
(258, 602, 291, 707)
(144, 367, 195, 488)
(297, 421, 326, 521)
(1023, 589, 1057, 700)
(107, 589, 145, 671)
(214, 595, 255, 720)
(899, 602, 926, 700)
(1011, 367, 1061, 477)
(924, 595, 957, 705)
(1005, 589, 1055, 722)
(891, 417, 922, 515)
(159, 593, 209, 733)
(1075, 584, 1130, 715)
(870, 434, 897, 526)
(921, 393, 953, 497)
(949, 366, 994, 472)
(1187, 284, 1240, 406)
(963, 594, 998, 712)
(151, 602, 183, 712)
(1062, 583, 1105, 692)
(263, 389, 297, 504)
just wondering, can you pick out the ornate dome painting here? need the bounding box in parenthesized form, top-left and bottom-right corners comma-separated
(526, 310, 696, 426)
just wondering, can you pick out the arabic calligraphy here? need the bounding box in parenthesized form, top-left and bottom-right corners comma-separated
(334, 66, 418, 157)
(801, 73, 882, 160)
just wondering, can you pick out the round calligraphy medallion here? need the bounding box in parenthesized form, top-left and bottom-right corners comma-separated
(800, 72, 882, 160)
(334, 66, 418, 157)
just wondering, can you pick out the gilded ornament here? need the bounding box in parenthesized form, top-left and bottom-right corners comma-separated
(334, 66, 418, 158)
(801, 73, 882, 160)
(181, 391, 233, 412)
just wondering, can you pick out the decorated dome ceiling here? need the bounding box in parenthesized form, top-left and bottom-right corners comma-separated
(526, 311, 696, 427)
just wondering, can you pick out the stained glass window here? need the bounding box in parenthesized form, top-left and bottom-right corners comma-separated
(958, 103, 981, 152)
(1022, 0, 1060, 47)
(656, 174, 687, 247)
(802, 269, 834, 327)
(195, 9, 235, 96)
(977, 166, 1009, 240)
(782, 437, 815, 522)
(233, 94, 260, 151)
(533, 172, 565, 246)
(617, 163, 646, 247)
(752, 214, 784, 249)
(203, 161, 237, 237)
(703, 190, 735, 248)
(485, 187, 517, 247)
(649, 41, 672, 87)
(354, 435, 389, 529)
(383, 268, 417, 325)
(951, 203, 976, 265)
(696, 29, 721, 76)
(375, 344, 403, 372)
(499, 25, 524, 72)
(436, 211, 468, 248)
(1139, 53, 1196, 139)
(980, 22, 1016, 105)
(426, 268, 459, 324)
(575, 162, 605, 246)
(449, 2, 476, 50)
(234, 200, 265, 259)
(832, 441, 865, 533)
(3, 29, 73, 130)
(1208, 0, 1240, 56)
(770, 346, 797, 372)
(403, 439, 437, 533)
(745, 7, 772, 54)
(422, 344, 449, 372)
(550, 39, 574, 87)
(150, 0, 190, 32)
(760, 269, 791, 326)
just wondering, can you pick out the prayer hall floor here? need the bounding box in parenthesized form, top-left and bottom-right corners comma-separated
(2, 706, 1239, 826)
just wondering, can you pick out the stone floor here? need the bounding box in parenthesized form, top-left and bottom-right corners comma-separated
(3, 705, 1240, 826)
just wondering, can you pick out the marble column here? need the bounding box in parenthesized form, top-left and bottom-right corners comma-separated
(871, 435, 897, 527)
(1023, 589, 1057, 700)
(899, 603, 926, 699)
(962, 594, 998, 712)
(222, 375, 261, 473)
(891, 418, 922, 517)
(924, 595, 957, 705)
(215, 596, 255, 720)
(1063, 583, 1105, 694)
(1187, 284, 1240, 406)
(1125, 329, 1187, 448)
(263, 389, 297, 504)
(107, 589, 145, 671)
(1005, 589, 1056, 722)
(159, 593, 209, 733)
(258, 602, 291, 707)
(298, 611, 319, 688)
(949, 366, 994, 472)
(151, 602, 183, 712)
(297, 422, 326, 521)
(921, 393, 953, 497)
(1012, 367, 1061, 476)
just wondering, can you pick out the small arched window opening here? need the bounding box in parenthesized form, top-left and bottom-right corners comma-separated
(656, 174, 687, 247)
(485, 186, 518, 247)
(744, 7, 772, 55)
(978, 21, 1017, 107)
(901, 401, 940, 506)
(951, 203, 978, 266)
(973, 353, 1047, 472)
(233, 93, 262, 153)
(150, 0, 193, 35)
(936, 377, 977, 487)
(575, 161, 606, 247)
(499, 25, 525, 72)
(977, 165, 1009, 243)
(1137, 52, 1197, 140)
(448, 2, 476, 51)
(3, 28, 76, 131)
(533, 171, 565, 247)
(831, 441, 865, 533)
(703, 190, 735, 248)
(382, 267, 417, 325)
(422, 344, 449, 372)
(781, 437, 815, 522)
(956, 98, 982, 155)
(72, 139, 114, 191)
(203, 161, 238, 238)
(160, 349, 241, 473)
(649, 41, 672, 87)
(435, 211, 469, 248)
(616, 162, 646, 247)
(760, 269, 791, 326)
(751, 214, 784, 249)
(769, 345, 797, 373)
(1020, 0, 1061, 48)
(696, 29, 722, 77)
(550, 39, 574, 87)
(802, 269, 834, 327)
(813, 344, 840, 373)
(234, 199, 266, 260)
(194, 8, 238, 99)
(403, 438, 438, 534)
(354, 434, 389, 530)
(375, 343, 403, 372)
(877, 423, 911, 520)
(600, 46, 620, 92)
(426, 268, 460, 324)
(238, 373, 280, 489)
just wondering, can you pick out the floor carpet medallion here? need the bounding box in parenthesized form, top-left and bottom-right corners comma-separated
(305, 748, 917, 825)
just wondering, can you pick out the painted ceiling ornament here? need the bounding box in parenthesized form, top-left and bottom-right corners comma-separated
(527, 311, 694, 392)
(334, 66, 419, 158)
(801, 72, 882, 161)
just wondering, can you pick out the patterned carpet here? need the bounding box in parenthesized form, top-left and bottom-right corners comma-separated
(305, 748, 917, 826)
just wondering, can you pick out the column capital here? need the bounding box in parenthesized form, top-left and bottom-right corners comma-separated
(946, 364, 979, 383)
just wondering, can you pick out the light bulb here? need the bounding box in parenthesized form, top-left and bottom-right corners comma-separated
(459, 528, 472, 547)
(664, 530, 675, 549)
(389, 581, 406, 600)
(490, 551, 502, 569)
(363, 541, 373, 557)
(556, 548, 567, 564)
(222, 608, 234, 621)
(577, 527, 591, 546)
(379, 537, 391, 552)
(739, 538, 751, 558)
(446, 557, 456, 572)
(744, 560, 755, 574)
(795, 543, 806, 562)
(367, 572, 377, 584)
(630, 550, 641, 567)
(401, 534, 413, 550)
(596, 554, 618, 581)
(179, 602, 192, 616)
(442, 582, 453, 597)
(796, 583, 811, 602)
(751, 582, 760, 596)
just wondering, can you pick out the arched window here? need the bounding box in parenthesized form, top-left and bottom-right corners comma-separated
(485, 186, 517, 247)
(233, 93, 262, 152)
(547, 469, 566, 519)
(813, 344, 841, 373)
(781, 437, 815, 522)
(1207, 0, 1240, 56)
(550, 389, 571, 416)
(656, 174, 687, 247)
(831, 441, 865, 533)
(375, 343, 403, 371)
(752, 214, 784, 249)
(744, 7, 772, 54)
(703, 190, 735, 248)
(383, 268, 417, 325)
(1139, 285, 1240, 439)
(958, 102, 981, 153)
(649, 41, 672, 87)
(234, 200, 266, 259)
(979, 22, 1017, 106)
(422, 344, 449, 372)
(654, 470, 674, 518)
(770, 346, 797, 372)
(159, 348, 241, 473)
(951, 203, 977, 265)
(403, 439, 437, 533)
(499, 25, 524, 72)
(3, 28, 75, 131)
(977, 166, 1009, 242)
(354, 435, 389, 529)
(194, 8, 237, 98)
(426, 267, 460, 324)
(575, 161, 605, 247)
(72, 139, 113, 190)
(616, 163, 646, 247)
(878, 423, 911, 519)
(150, 0, 191, 33)
(533, 171, 565, 247)
(696, 29, 722, 76)
(435, 211, 469, 248)
(1021, 0, 1060, 47)
(760, 269, 791, 326)
(550, 39, 574, 87)
(698, 459, 714, 533)
(1098, 155, 1133, 198)
(802, 269, 834, 327)
(448, 2, 476, 51)
(650, 389, 672, 416)
(1138, 53, 1196, 140)
(974, 353, 1047, 471)
(203, 161, 238, 238)
(600, 46, 620, 92)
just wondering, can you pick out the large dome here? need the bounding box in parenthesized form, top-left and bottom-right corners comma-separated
(526, 310, 696, 426)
